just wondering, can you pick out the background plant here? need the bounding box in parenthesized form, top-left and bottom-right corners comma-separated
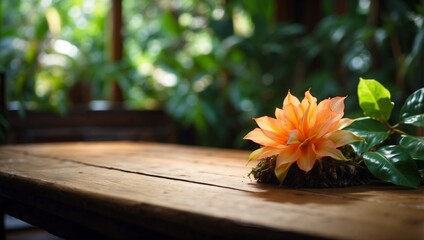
(1, 0, 423, 147)
(122, 0, 424, 147)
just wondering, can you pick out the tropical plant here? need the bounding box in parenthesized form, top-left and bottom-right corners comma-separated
(347, 78, 423, 188)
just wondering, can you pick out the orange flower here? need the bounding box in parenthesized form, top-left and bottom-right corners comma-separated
(244, 90, 363, 182)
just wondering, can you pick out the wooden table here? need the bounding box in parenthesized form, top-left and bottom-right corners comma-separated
(1, 142, 423, 240)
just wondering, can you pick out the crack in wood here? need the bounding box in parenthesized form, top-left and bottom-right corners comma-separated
(2, 149, 253, 194)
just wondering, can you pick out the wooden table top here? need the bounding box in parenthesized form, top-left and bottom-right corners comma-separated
(0, 142, 423, 239)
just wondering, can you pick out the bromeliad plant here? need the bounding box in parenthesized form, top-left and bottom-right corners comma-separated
(244, 78, 424, 188)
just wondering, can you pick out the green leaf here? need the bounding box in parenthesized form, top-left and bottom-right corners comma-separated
(400, 135, 424, 160)
(35, 15, 49, 41)
(357, 78, 394, 121)
(160, 11, 182, 38)
(401, 115, 424, 126)
(363, 146, 421, 188)
(344, 118, 389, 153)
(399, 88, 424, 127)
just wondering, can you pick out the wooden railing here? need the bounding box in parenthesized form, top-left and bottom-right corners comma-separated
(6, 108, 176, 144)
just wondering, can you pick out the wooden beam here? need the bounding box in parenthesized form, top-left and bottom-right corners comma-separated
(6, 109, 176, 143)
(334, 0, 348, 15)
(0, 72, 6, 145)
(110, 0, 124, 103)
(274, 0, 322, 32)
(0, 72, 5, 118)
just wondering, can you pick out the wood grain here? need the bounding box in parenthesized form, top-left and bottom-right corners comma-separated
(1, 142, 423, 239)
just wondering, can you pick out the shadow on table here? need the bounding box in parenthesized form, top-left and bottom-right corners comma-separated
(247, 181, 424, 206)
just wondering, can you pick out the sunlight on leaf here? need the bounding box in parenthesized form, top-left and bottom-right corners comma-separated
(358, 78, 394, 121)
(400, 88, 424, 127)
(45, 7, 61, 37)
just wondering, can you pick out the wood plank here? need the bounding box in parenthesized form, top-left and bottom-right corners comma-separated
(3, 142, 424, 209)
(0, 151, 317, 239)
(1, 143, 424, 240)
(4, 142, 255, 191)
(5, 142, 424, 207)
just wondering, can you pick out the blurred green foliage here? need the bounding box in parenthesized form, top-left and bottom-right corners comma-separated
(1, 0, 423, 147)
(1, 0, 114, 114)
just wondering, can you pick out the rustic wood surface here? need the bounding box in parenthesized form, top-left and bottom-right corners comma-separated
(0, 142, 423, 239)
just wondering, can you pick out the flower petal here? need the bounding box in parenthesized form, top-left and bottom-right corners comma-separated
(314, 140, 347, 160)
(296, 145, 317, 172)
(243, 128, 280, 146)
(254, 116, 282, 133)
(275, 108, 284, 120)
(261, 129, 286, 145)
(338, 118, 354, 129)
(253, 116, 287, 144)
(325, 148, 347, 160)
(300, 90, 317, 112)
(274, 162, 293, 183)
(283, 103, 302, 129)
(276, 145, 300, 166)
(283, 90, 300, 107)
(248, 147, 281, 161)
(313, 112, 344, 139)
(326, 130, 364, 147)
(248, 148, 264, 161)
(330, 96, 346, 114)
(300, 102, 312, 135)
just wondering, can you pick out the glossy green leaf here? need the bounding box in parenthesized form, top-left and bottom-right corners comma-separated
(400, 88, 424, 127)
(358, 78, 394, 121)
(344, 118, 389, 153)
(401, 115, 424, 127)
(400, 135, 424, 160)
(363, 146, 421, 188)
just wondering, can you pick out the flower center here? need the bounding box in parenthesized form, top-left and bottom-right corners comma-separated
(299, 137, 313, 148)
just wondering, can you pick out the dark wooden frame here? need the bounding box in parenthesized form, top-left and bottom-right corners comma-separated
(6, 108, 176, 144)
